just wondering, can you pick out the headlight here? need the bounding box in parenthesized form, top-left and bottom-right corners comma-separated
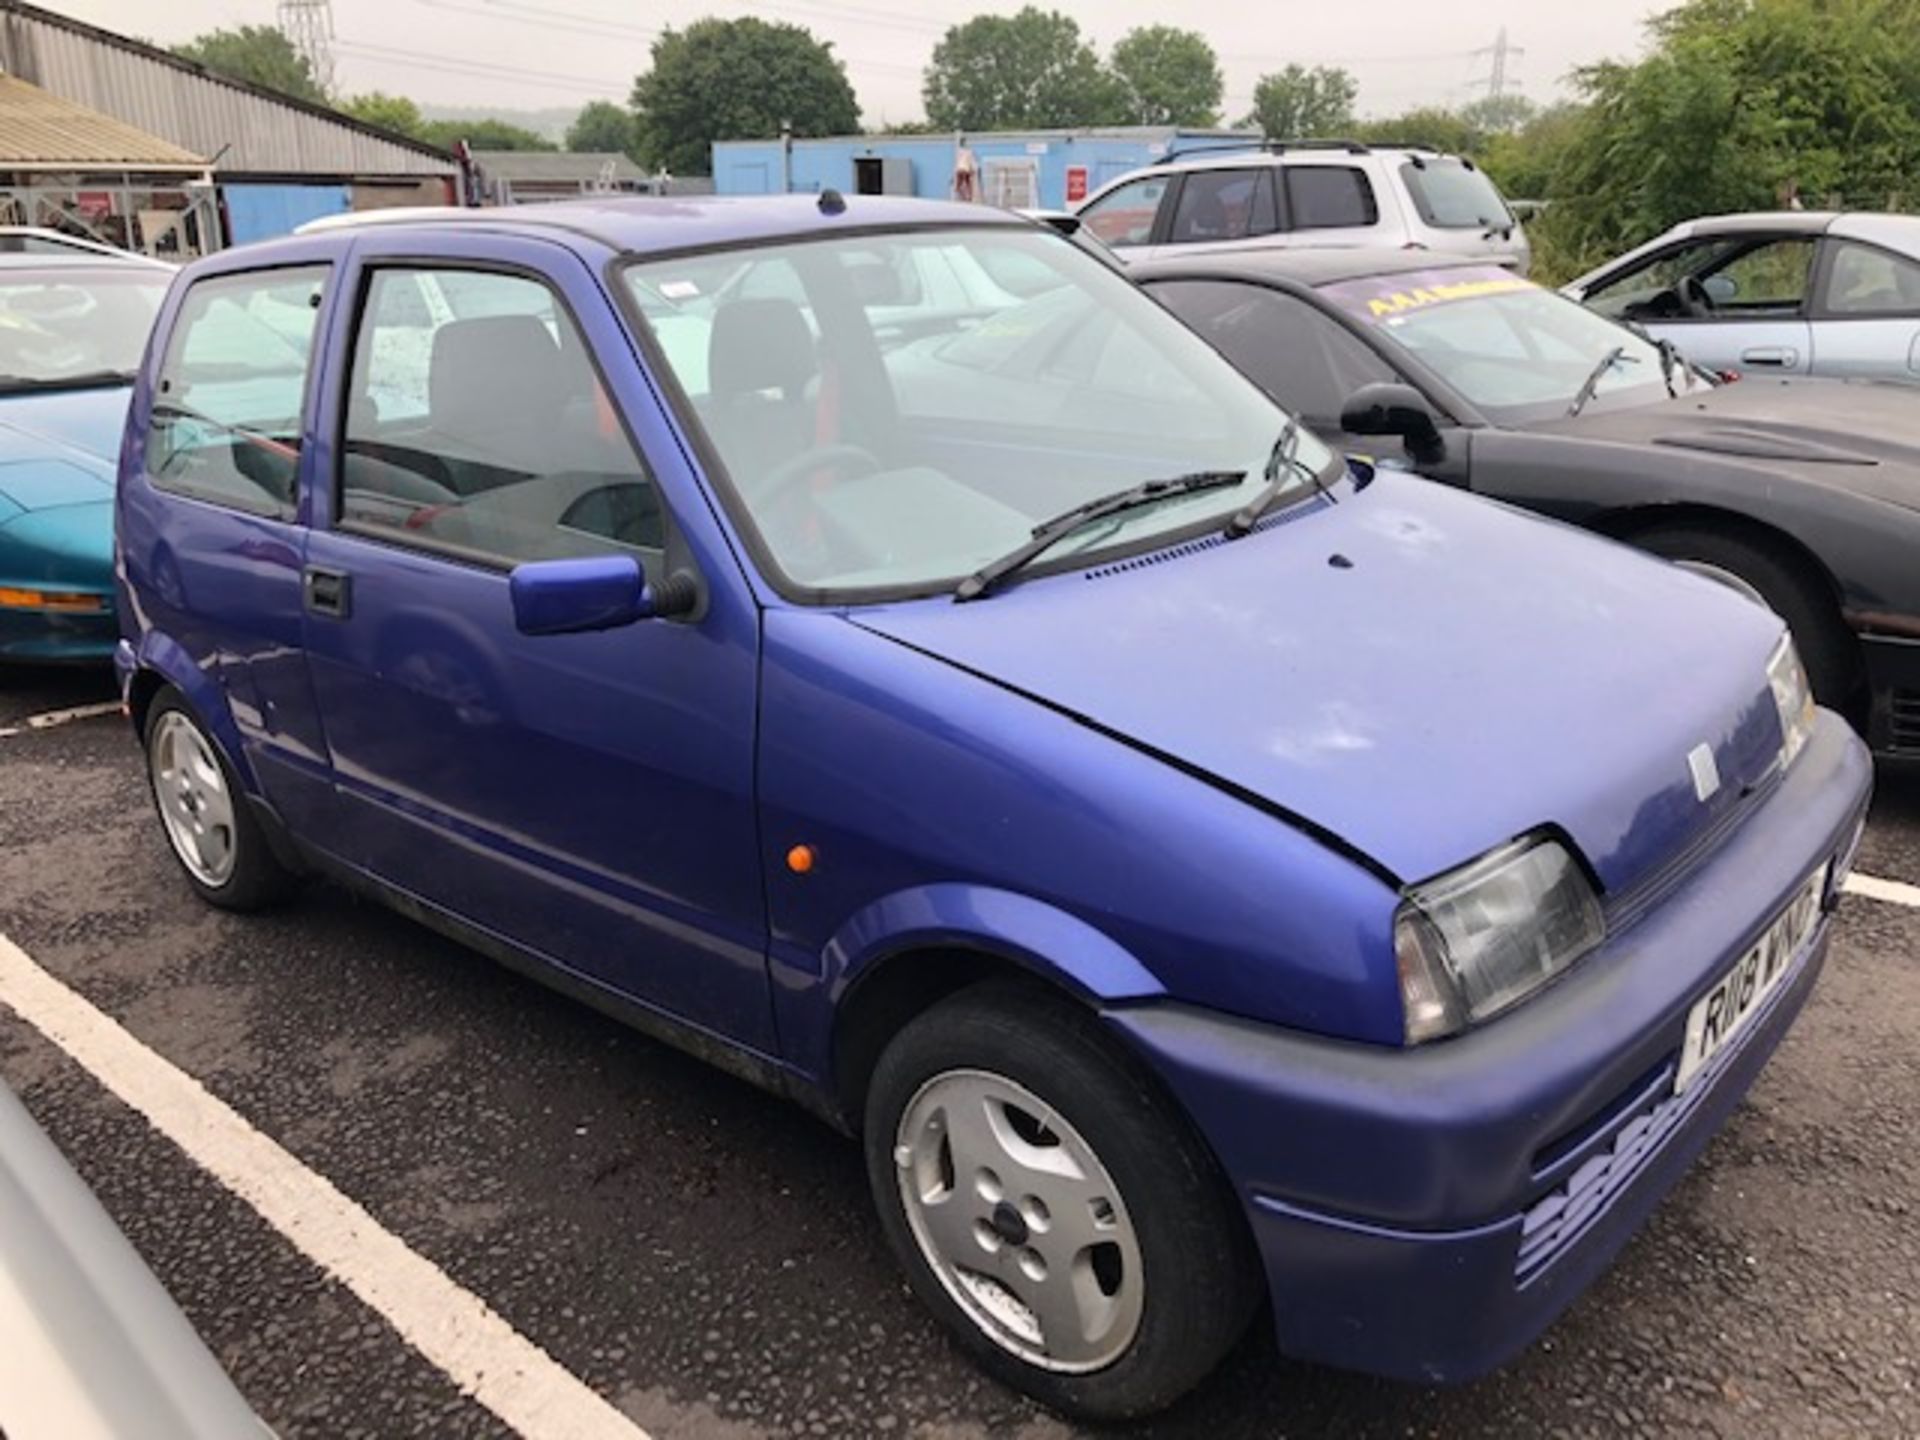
(1392, 835, 1605, 1044)
(1767, 632, 1815, 770)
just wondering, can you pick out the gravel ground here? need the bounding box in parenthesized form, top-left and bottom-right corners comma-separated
(1, 664, 1915, 1440)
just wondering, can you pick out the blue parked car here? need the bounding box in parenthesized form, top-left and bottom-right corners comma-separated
(0, 254, 168, 663)
(115, 197, 1872, 1419)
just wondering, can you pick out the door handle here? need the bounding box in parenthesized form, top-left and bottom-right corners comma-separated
(302, 565, 351, 619)
(1740, 346, 1797, 368)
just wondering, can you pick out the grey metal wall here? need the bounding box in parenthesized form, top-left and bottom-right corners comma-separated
(0, 8, 456, 177)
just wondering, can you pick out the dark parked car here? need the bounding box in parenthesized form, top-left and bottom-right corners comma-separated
(1142, 249, 1920, 757)
(117, 198, 1869, 1418)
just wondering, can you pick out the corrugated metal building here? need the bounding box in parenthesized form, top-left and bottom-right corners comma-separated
(0, 0, 459, 245)
(712, 127, 1261, 210)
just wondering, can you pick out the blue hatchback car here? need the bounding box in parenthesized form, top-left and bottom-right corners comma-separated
(115, 197, 1873, 1419)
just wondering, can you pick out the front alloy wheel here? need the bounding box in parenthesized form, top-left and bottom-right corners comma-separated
(865, 982, 1259, 1420)
(150, 708, 238, 888)
(894, 1068, 1144, 1373)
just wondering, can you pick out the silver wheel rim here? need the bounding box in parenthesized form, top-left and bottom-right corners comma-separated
(149, 711, 237, 888)
(893, 1068, 1144, 1373)
(1676, 559, 1773, 611)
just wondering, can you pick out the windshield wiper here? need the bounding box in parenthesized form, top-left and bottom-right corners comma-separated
(1654, 337, 1683, 398)
(955, 470, 1245, 601)
(1567, 345, 1634, 418)
(1224, 415, 1332, 539)
(0, 368, 136, 393)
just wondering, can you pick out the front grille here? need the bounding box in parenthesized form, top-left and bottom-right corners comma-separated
(1891, 690, 1920, 754)
(1513, 937, 1816, 1287)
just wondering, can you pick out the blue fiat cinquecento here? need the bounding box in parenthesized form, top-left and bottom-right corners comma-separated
(114, 197, 1872, 1420)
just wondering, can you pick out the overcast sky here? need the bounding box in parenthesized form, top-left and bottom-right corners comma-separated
(51, 0, 1673, 124)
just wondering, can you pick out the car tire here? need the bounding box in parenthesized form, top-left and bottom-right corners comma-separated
(864, 979, 1259, 1420)
(1637, 527, 1862, 715)
(142, 686, 295, 911)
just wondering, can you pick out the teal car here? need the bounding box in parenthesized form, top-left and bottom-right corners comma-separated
(0, 256, 169, 664)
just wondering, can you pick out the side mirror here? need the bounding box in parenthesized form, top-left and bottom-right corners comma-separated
(1704, 274, 1738, 303)
(509, 555, 694, 636)
(1339, 382, 1447, 466)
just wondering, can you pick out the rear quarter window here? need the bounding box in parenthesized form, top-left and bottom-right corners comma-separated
(1400, 161, 1514, 230)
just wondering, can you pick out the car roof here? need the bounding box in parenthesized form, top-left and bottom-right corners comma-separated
(1672, 211, 1841, 238)
(0, 252, 168, 276)
(1131, 246, 1493, 288)
(270, 194, 1028, 258)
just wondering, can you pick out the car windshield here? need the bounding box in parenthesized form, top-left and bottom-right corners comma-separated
(0, 268, 168, 390)
(621, 225, 1330, 600)
(1320, 266, 1695, 424)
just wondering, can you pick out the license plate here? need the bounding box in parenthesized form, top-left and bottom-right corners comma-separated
(1674, 865, 1828, 1093)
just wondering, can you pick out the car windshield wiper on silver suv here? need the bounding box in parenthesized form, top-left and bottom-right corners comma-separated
(1567, 345, 1634, 418)
(955, 470, 1245, 601)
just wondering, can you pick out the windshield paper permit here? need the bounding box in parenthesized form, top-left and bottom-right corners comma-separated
(1323, 267, 1531, 324)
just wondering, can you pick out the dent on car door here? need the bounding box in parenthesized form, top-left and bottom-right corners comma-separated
(298, 247, 772, 1048)
(1810, 237, 1920, 381)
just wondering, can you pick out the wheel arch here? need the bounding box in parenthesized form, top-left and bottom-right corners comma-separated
(1590, 501, 1849, 611)
(821, 885, 1167, 1126)
(124, 633, 261, 792)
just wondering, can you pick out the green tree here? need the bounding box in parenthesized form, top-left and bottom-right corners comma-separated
(922, 8, 1124, 131)
(339, 91, 424, 138)
(631, 18, 859, 176)
(1354, 106, 1480, 155)
(1109, 26, 1222, 126)
(1244, 65, 1357, 139)
(567, 100, 638, 158)
(1538, 0, 1920, 279)
(1456, 93, 1538, 138)
(172, 25, 326, 103)
(416, 118, 556, 152)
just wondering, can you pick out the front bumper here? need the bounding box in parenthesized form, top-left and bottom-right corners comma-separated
(0, 599, 117, 663)
(1107, 713, 1871, 1383)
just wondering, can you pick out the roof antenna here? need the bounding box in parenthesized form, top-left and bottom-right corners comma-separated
(818, 187, 846, 215)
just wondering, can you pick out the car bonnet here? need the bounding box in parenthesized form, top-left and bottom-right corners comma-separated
(849, 470, 1787, 896)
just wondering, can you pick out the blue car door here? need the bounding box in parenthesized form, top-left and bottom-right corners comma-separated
(295, 230, 771, 1050)
(120, 250, 340, 836)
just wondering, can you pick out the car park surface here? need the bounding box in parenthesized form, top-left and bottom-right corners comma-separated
(1139, 248, 1920, 758)
(0, 667, 1916, 1438)
(1563, 211, 1920, 381)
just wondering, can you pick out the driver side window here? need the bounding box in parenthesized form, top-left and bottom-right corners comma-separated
(1588, 236, 1815, 320)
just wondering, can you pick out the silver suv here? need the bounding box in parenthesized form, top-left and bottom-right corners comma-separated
(1074, 141, 1530, 273)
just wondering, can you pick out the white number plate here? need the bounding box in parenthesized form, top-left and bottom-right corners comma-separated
(1674, 865, 1828, 1093)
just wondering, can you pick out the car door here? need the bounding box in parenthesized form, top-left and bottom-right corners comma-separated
(1074, 173, 1175, 259)
(1582, 234, 1817, 376)
(122, 253, 338, 836)
(296, 231, 772, 1048)
(1145, 278, 1405, 451)
(1808, 236, 1920, 381)
(1156, 170, 1282, 258)
(1275, 162, 1391, 252)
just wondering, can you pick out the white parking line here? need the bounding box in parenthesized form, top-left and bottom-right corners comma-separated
(0, 700, 122, 739)
(1846, 871, 1920, 909)
(0, 932, 649, 1440)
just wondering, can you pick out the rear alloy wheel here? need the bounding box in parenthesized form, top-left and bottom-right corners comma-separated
(865, 982, 1259, 1420)
(144, 687, 295, 910)
(1638, 526, 1862, 717)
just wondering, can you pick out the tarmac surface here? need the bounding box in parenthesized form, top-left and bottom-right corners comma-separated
(2, 663, 1915, 1440)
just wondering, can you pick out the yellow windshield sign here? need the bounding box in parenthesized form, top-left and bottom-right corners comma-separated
(1364, 275, 1531, 318)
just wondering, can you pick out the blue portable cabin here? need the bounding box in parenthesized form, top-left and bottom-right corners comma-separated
(711, 126, 1262, 210)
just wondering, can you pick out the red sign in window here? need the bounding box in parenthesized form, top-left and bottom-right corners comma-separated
(1065, 166, 1089, 205)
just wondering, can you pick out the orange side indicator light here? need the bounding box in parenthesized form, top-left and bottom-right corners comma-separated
(786, 844, 817, 875)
